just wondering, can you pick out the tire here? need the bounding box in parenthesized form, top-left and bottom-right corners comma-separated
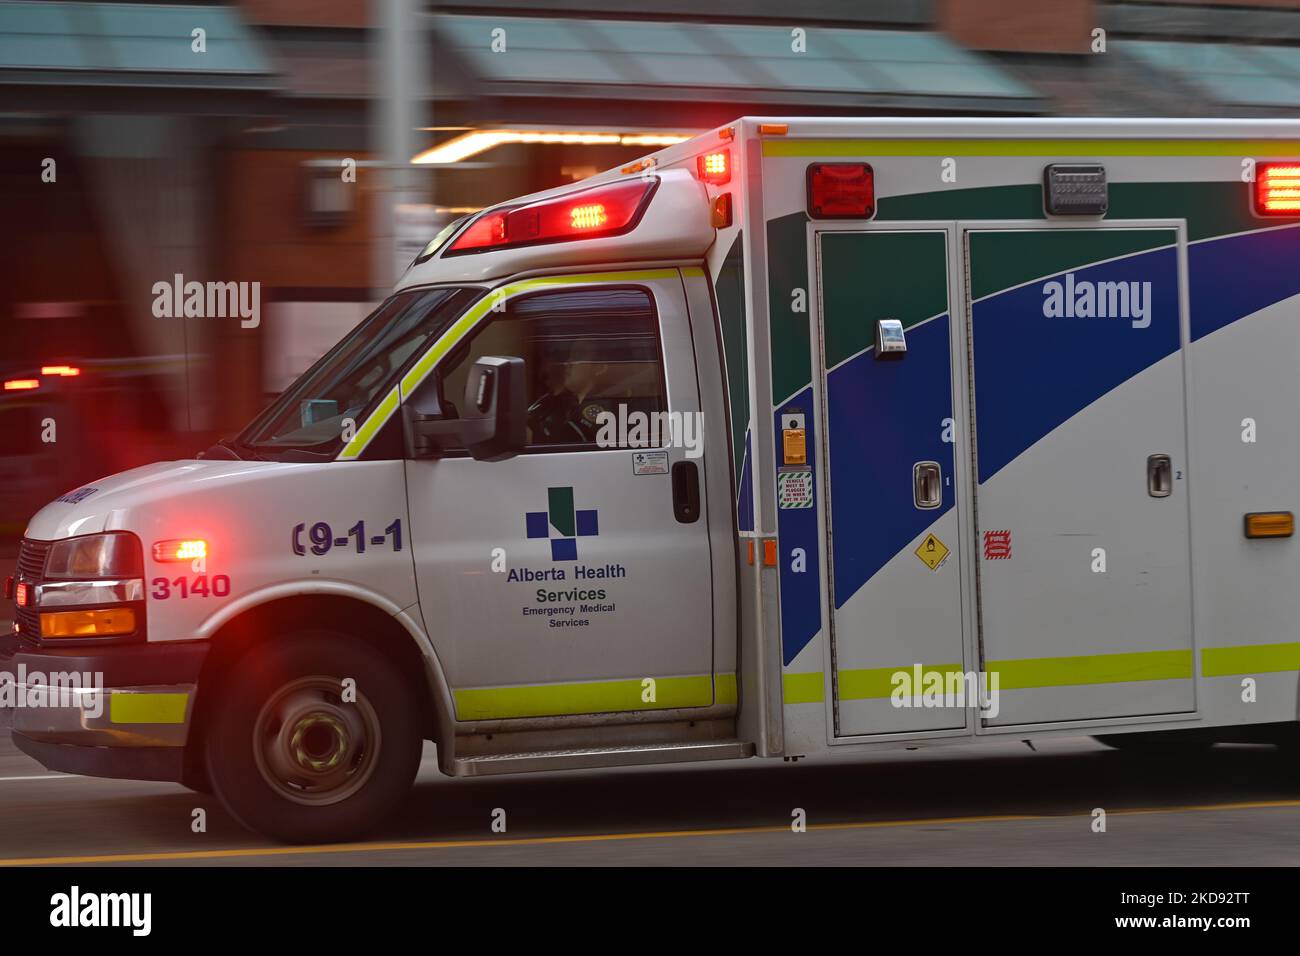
(1094, 732, 1212, 753)
(204, 630, 422, 843)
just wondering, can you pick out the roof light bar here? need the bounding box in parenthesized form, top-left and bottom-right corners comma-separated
(446, 178, 658, 255)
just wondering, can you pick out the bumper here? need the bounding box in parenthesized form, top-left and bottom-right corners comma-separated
(1, 635, 207, 781)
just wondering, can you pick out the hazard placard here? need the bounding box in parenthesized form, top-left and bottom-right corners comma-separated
(914, 532, 950, 571)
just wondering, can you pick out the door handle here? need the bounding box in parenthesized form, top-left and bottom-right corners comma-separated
(1147, 454, 1172, 498)
(672, 460, 700, 523)
(913, 461, 942, 510)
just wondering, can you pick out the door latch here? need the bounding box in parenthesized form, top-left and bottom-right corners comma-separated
(1147, 454, 1172, 498)
(913, 461, 942, 510)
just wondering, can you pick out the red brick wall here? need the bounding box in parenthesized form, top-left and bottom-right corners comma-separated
(939, 0, 1097, 54)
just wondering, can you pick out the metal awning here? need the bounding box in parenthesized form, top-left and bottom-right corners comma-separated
(0, 1, 275, 90)
(431, 14, 1042, 114)
(1120, 41, 1300, 110)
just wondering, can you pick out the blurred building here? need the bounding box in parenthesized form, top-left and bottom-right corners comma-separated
(2, 0, 1300, 508)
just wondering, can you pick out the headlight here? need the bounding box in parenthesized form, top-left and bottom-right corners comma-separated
(44, 532, 144, 580)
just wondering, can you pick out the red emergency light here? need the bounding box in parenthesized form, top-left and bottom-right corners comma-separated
(807, 163, 875, 219)
(3, 379, 39, 391)
(446, 178, 658, 254)
(41, 365, 81, 377)
(1254, 162, 1300, 216)
(697, 150, 731, 185)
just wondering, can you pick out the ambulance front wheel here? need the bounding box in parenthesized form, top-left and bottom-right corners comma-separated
(204, 630, 423, 843)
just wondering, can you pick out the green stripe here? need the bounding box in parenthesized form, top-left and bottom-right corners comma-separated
(968, 228, 1174, 303)
(1202, 642, 1300, 677)
(764, 139, 1300, 157)
(839, 663, 966, 700)
(783, 671, 825, 704)
(987, 650, 1192, 689)
(109, 692, 188, 725)
(452, 673, 716, 720)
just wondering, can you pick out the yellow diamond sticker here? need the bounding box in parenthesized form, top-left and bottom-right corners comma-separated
(915, 532, 950, 571)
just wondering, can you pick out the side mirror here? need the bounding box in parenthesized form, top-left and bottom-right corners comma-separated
(403, 356, 526, 461)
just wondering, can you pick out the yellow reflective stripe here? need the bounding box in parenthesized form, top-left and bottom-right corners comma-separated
(340, 268, 682, 461)
(783, 671, 825, 704)
(785, 649, 1196, 705)
(763, 139, 1300, 158)
(338, 384, 401, 460)
(453, 672, 714, 720)
(839, 663, 965, 700)
(715, 671, 738, 706)
(1202, 642, 1300, 677)
(109, 692, 188, 725)
(988, 650, 1192, 689)
(681, 266, 706, 278)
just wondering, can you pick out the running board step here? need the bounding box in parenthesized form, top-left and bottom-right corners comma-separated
(451, 739, 754, 777)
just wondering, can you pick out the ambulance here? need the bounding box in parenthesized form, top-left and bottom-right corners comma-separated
(6, 117, 1300, 843)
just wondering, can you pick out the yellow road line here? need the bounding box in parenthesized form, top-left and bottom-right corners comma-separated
(3, 798, 1298, 866)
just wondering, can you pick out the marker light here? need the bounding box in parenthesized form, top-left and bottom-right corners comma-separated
(15, 582, 29, 607)
(1244, 511, 1294, 538)
(447, 179, 657, 254)
(1254, 163, 1300, 215)
(153, 539, 207, 562)
(711, 192, 732, 228)
(41, 365, 80, 376)
(4, 379, 39, 391)
(697, 150, 731, 185)
(807, 163, 875, 219)
(41, 607, 136, 639)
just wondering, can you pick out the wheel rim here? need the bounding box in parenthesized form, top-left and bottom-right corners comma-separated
(252, 676, 382, 806)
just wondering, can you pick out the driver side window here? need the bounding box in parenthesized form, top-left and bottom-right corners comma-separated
(435, 285, 667, 452)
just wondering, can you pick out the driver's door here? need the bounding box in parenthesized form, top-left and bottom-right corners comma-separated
(405, 273, 716, 721)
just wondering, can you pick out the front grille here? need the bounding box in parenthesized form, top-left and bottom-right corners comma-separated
(14, 537, 50, 645)
(17, 538, 49, 581)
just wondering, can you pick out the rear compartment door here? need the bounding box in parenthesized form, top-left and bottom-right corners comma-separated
(815, 227, 971, 738)
(964, 223, 1195, 726)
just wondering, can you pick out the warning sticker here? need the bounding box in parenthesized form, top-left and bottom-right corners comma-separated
(915, 532, 950, 571)
(777, 469, 814, 509)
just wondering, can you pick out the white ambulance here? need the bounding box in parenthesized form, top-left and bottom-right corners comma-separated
(6, 117, 1300, 843)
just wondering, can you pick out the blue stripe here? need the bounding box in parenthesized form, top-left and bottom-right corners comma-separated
(972, 244, 1181, 483)
(825, 316, 956, 611)
(775, 389, 822, 665)
(1190, 224, 1300, 341)
(737, 429, 754, 532)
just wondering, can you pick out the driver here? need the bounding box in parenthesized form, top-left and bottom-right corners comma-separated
(527, 340, 612, 444)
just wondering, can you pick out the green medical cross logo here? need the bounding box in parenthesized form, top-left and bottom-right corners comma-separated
(527, 486, 598, 561)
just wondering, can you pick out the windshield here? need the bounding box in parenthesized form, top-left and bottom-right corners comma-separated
(237, 286, 475, 455)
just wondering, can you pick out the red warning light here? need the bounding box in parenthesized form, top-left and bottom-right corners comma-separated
(807, 163, 875, 219)
(1254, 162, 1300, 216)
(3, 379, 39, 391)
(40, 365, 81, 377)
(697, 150, 730, 185)
(447, 179, 656, 254)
